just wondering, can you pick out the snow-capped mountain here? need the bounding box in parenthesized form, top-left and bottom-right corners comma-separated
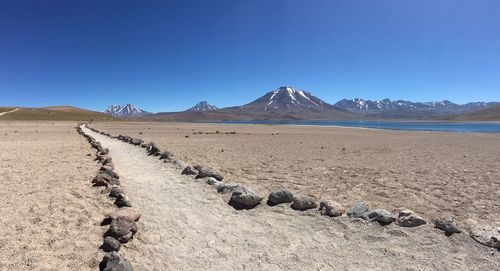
(241, 86, 335, 112)
(104, 104, 150, 118)
(186, 101, 219, 112)
(334, 98, 496, 115)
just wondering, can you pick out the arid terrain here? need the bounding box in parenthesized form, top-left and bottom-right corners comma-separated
(1, 120, 499, 271)
(92, 121, 500, 226)
(0, 122, 111, 271)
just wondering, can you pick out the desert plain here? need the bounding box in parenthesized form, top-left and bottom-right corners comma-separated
(93, 121, 500, 226)
(1, 120, 499, 271)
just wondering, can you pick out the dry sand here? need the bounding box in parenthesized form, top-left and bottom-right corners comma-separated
(83, 125, 499, 270)
(92, 122, 500, 227)
(0, 122, 110, 271)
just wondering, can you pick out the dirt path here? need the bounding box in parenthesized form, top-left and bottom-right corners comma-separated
(0, 108, 18, 116)
(82, 126, 499, 271)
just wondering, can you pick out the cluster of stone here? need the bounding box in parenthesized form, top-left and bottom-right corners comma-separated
(85, 125, 500, 252)
(76, 124, 138, 271)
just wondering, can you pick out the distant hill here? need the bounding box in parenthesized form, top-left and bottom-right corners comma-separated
(104, 104, 150, 118)
(441, 104, 500, 121)
(334, 98, 498, 119)
(186, 101, 218, 112)
(0, 106, 119, 121)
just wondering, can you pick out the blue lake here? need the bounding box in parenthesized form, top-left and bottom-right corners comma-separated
(213, 120, 500, 133)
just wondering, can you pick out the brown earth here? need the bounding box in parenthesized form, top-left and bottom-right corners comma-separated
(0, 106, 119, 121)
(0, 121, 111, 271)
(92, 121, 500, 226)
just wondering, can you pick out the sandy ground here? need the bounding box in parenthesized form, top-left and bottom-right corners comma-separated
(0, 122, 110, 271)
(92, 122, 500, 227)
(83, 126, 500, 270)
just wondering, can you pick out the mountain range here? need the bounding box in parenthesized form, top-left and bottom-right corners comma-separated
(103, 87, 499, 121)
(104, 104, 150, 118)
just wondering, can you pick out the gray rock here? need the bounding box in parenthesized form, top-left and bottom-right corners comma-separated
(364, 208, 395, 224)
(181, 165, 198, 176)
(102, 236, 121, 252)
(319, 200, 345, 217)
(108, 217, 138, 243)
(216, 183, 241, 194)
(268, 189, 294, 205)
(230, 187, 264, 207)
(204, 177, 219, 186)
(100, 168, 119, 180)
(195, 165, 223, 181)
(147, 143, 161, 156)
(101, 251, 133, 271)
(396, 210, 427, 227)
(347, 202, 369, 218)
(117, 232, 134, 243)
(160, 151, 174, 160)
(109, 186, 124, 198)
(130, 138, 143, 146)
(291, 196, 317, 211)
(434, 216, 462, 235)
(115, 194, 132, 208)
(469, 226, 500, 248)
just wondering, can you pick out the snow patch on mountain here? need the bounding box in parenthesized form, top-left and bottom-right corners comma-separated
(187, 101, 219, 112)
(104, 104, 150, 117)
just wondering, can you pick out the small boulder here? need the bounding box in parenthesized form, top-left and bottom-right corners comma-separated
(108, 217, 138, 243)
(100, 168, 119, 179)
(92, 175, 110, 187)
(364, 208, 395, 224)
(291, 196, 317, 211)
(130, 138, 143, 146)
(147, 143, 161, 156)
(194, 165, 223, 181)
(268, 189, 294, 205)
(100, 251, 133, 271)
(216, 183, 241, 194)
(204, 177, 219, 186)
(434, 216, 462, 235)
(109, 186, 124, 198)
(319, 200, 345, 217)
(115, 194, 132, 208)
(347, 202, 369, 218)
(106, 208, 141, 222)
(396, 210, 427, 227)
(160, 151, 174, 160)
(181, 165, 198, 176)
(102, 236, 121, 252)
(469, 225, 500, 248)
(230, 187, 264, 208)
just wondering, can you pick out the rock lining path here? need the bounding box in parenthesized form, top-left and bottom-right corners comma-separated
(82, 126, 499, 271)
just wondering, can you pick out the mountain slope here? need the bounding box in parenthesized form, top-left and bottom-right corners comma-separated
(186, 101, 218, 112)
(0, 106, 119, 121)
(442, 104, 500, 121)
(105, 104, 150, 118)
(240, 86, 335, 112)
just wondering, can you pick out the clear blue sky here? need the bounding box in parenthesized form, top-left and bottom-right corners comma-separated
(1, 0, 499, 112)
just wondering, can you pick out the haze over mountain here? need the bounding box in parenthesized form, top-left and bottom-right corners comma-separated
(105, 104, 150, 118)
(186, 101, 218, 112)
